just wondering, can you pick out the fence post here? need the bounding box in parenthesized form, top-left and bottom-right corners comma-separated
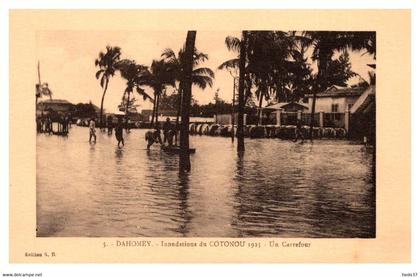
(276, 109, 282, 126)
(213, 114, 217, 124)
(319, 111, 324, 128)
(344, 110, 350, 132)
(243, 114, 247, 126)
(297, 110, 302, 121)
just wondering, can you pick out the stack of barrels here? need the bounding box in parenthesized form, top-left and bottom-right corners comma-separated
(189, 123, 347, 139)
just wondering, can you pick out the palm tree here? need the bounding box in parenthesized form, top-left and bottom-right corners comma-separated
(116, 59, 152, 124)
(179, 31, 196, 172)
(161, 47, 214, 125)
(218, 33, 249, 152)
(220, 31, 299, 127)
(145, 59, 175, 126)
(302, 31, 376, 139)
(95, 46, 121, 127)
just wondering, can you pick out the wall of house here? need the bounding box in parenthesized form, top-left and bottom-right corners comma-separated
(307, 96, 359, 113)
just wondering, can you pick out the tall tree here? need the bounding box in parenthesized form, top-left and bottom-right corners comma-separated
(116, 59, 151, 124)
(95, 46, 121, 127)
(161, 47, 214, 125)
(179, 31, 196, 172)
(145, 60, 175, 126)
(236, 31, 248, 152)
(218, 34, 247, 151)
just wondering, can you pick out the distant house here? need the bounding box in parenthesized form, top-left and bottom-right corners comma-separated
(141, 109, 153, 122)
(37, 99, 74, 114)
(304, 85, 366, 113)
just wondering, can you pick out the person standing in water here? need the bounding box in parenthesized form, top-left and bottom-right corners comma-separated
(107, 115, 113, 135)
(89, 118, 97, 143)
(294, 118, 305, 144)
(115, 117, 124, 147)
(163, 117, 172, 145)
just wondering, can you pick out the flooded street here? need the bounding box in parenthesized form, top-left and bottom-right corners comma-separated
(37, 126, 375, 238)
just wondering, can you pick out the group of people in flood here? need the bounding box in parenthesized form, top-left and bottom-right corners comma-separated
(87, 116, 176, 149)
(40, 112, 305, 147)
(36, 113, 72, 135)
(145, 117, 177, 149)
(88, 116, 125, 147)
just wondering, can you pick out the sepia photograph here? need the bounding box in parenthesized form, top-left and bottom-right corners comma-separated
(8, 9, 412, 265)
(35, 29, 376, 238)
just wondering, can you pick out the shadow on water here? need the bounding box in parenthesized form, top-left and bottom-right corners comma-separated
(232, 148, 305, 237)
(143, 148, 192, 236)
(175, 171, 192, 236)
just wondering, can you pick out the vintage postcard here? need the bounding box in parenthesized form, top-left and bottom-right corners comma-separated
(9, 9, 410, 262)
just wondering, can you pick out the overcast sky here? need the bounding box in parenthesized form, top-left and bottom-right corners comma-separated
(36, 30, 375, 113)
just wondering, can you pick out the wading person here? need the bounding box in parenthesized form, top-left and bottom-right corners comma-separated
(107, 115, 113, 135)
(145, 126, 162, 149)
(163, 117, 172, 145)
(115, 117, 124, 147)
(45, 116, 52, 135)
(89, 118, 96, 143)
(166, 124, 177, 147)
(294, 118, 305, 144)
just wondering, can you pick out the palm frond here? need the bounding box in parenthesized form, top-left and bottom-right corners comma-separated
(225, 36, 241, 52)
(136, 86, 153, 101)
(192, 67, 215, 79)
(192, 75, 213, 89)
(95, 69, 104, 79)
(217, 58, 239, 70)
(161, 48, 176, 59)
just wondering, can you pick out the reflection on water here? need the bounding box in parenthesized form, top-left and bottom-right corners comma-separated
(37, 127, 375, 237)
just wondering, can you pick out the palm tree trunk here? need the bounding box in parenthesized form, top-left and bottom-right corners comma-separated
(175, 86, 183, 146)
(237, 31, 247, 153)
(125, 91, 130, 129)
(179, 31, 196, 172)
(155, 92, 161, 126)
(231, 78, 236, 143)
(257, 92, 264, 126)
(310, 51, 328, 140)
(176, 87, 182, 126)
(309, 91, 317, 140)
(99, 79, 109, 128)
(151, 93, 157, 127)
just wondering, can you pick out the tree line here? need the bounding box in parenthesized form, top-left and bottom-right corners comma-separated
(94, 30, 375, 171)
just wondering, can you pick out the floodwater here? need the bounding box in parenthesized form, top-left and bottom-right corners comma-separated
(37, 126, 375, 238)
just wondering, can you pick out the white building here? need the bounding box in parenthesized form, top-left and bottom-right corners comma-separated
(304, 85, 366, 113)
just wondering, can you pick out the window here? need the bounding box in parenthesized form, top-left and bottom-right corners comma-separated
(331, 104, 339, 113)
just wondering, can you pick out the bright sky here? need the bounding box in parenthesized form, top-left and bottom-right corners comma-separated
(36, 30, 375, 113)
